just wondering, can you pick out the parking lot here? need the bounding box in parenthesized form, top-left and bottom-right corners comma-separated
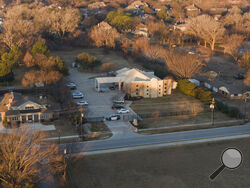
(67, 68, 135, 119)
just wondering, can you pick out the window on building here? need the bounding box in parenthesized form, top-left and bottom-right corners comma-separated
(165, 87, 167, 90)
(136, 89, 139, 91)
(147, 93, 149, 95)
(136, 92, 138, 95)
(11, 116, 18, 120)
(41, 114, 48, 119)
(136, 85, 139, 87)
(147, 86, 149, 88)
(25, 106, 34, 110)
(159, 92, 161, 95)
(147, 89, 149, 92)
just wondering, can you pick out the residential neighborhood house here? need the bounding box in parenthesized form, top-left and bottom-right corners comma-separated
(0, 92, 59, 124)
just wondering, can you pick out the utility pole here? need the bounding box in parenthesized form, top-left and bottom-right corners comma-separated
(210, 98, 215, 126)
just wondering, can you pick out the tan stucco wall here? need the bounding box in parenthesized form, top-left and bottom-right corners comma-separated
(124, 78, 176, 98)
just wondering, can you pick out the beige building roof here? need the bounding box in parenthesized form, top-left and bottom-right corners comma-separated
(96, 68, 161, 85)
(116, 68, 161, 83)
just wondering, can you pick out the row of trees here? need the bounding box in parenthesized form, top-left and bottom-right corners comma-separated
(22, 41, 67, 87)
(1, 4, 81, 50)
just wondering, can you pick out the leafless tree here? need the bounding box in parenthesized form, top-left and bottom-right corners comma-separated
(186, 15, 225, 51)
(244, 70, 250, 87)
(22, 70, 62, 87)
(222, 34, 244, 61)
(89, 22, 121, 48)
(1, 5, 39, 49)
(0, 127, 64, 187)
(161, 50, 204, 78)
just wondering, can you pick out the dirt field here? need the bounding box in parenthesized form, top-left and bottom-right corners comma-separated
(130, 90, 235, 128)
(67, 138, 250, 188)
(51, 48, 144, 71)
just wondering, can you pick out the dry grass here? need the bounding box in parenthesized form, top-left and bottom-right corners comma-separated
(51, 48, 144, 71)
(46, 119, 78, 138)
(67, 138, 250, 188)
(131, 90, 236, 129)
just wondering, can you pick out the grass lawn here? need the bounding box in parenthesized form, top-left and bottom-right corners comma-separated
(130, 90, 236, 129)
(0, 65, 27, 89)
(51, 47, 144, 72)
(138, 112, 235, 129)
(89, 122, 110, 132)
(46, 119, 78, 138)
(66, 138, 250, 188)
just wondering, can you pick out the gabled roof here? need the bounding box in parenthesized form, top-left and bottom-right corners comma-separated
(11, 97, 42, 107)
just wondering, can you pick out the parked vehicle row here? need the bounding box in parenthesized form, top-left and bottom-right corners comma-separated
(67, 82, 88, 105)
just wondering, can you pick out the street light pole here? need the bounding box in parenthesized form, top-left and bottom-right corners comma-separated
(210, 98, 215, 126)
(80, 107, 83, 140)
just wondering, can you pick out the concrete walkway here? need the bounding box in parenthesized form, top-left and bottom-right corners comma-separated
(104, 120, 142, 140)
(0, 122, 55, 133)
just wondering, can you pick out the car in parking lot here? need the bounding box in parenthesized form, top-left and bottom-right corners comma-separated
(105, 114, 121, 121)
(67, 82, 77, 90)
(76, 100, 88, 106)
(112, 104, 124, 109)
(117, 108, 129, 114)
(113, 99, 125, 104)
(72, 91, 84, 99)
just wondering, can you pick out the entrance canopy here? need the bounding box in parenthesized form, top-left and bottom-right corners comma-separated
(95, 77, 125, 91)
(95, 76, 125, 84)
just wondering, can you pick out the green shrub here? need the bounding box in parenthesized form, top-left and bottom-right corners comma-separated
(76, 52, 101, 69)
(195, 88, 212, 104)
(31, 40, 50, 56)
(177, 79, 196, 97)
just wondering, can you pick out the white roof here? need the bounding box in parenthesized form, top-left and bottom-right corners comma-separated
(219, 86, 230, 94)
(96, 68, 161, 84)
(95, 77, 125, 84)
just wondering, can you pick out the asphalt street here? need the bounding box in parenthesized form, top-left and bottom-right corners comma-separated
(62, 123, 250, 154)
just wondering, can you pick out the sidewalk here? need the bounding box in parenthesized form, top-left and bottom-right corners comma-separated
(0, 122, 56, 133)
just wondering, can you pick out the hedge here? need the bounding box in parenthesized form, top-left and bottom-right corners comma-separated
(215, 100, 240, 118)
(0, 72, 14, 82)
(177, 79, 212, 104)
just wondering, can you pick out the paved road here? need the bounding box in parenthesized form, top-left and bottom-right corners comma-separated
(62, 123, 250, 155)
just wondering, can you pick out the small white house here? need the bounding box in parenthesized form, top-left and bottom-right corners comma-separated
(188, 79, 200, 86)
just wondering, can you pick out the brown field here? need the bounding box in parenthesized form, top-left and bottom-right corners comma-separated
(51, 48, 144, 71)
(67, 138, 250, 188)
(130, 90, 236, 129)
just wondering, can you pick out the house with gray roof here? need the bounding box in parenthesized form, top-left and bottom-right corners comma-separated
(0, 92, 60, 124)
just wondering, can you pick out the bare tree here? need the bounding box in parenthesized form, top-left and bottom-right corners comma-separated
(89, 22, 120, 48)
(0, 128, 64, 187)
(146, 21, 170, 44)
(161, 50, 204, 78)
(186, 15, 225, 51)
(0, 5, 40, 49)
(222, 34, 244, 61)
(244, 70, 250, 87)
(22, 70, 62, 87)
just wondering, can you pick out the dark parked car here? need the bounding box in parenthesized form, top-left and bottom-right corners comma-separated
(112, 104, 124, 109)
(233, 73, 244, 80)
(124, 94, 143, 101)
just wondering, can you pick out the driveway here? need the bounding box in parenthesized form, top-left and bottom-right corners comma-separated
(68, 68, 123, 118)
(67, 68, 139, 139)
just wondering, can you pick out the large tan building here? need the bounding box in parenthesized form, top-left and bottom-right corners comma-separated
(95, 68, 177, 98)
